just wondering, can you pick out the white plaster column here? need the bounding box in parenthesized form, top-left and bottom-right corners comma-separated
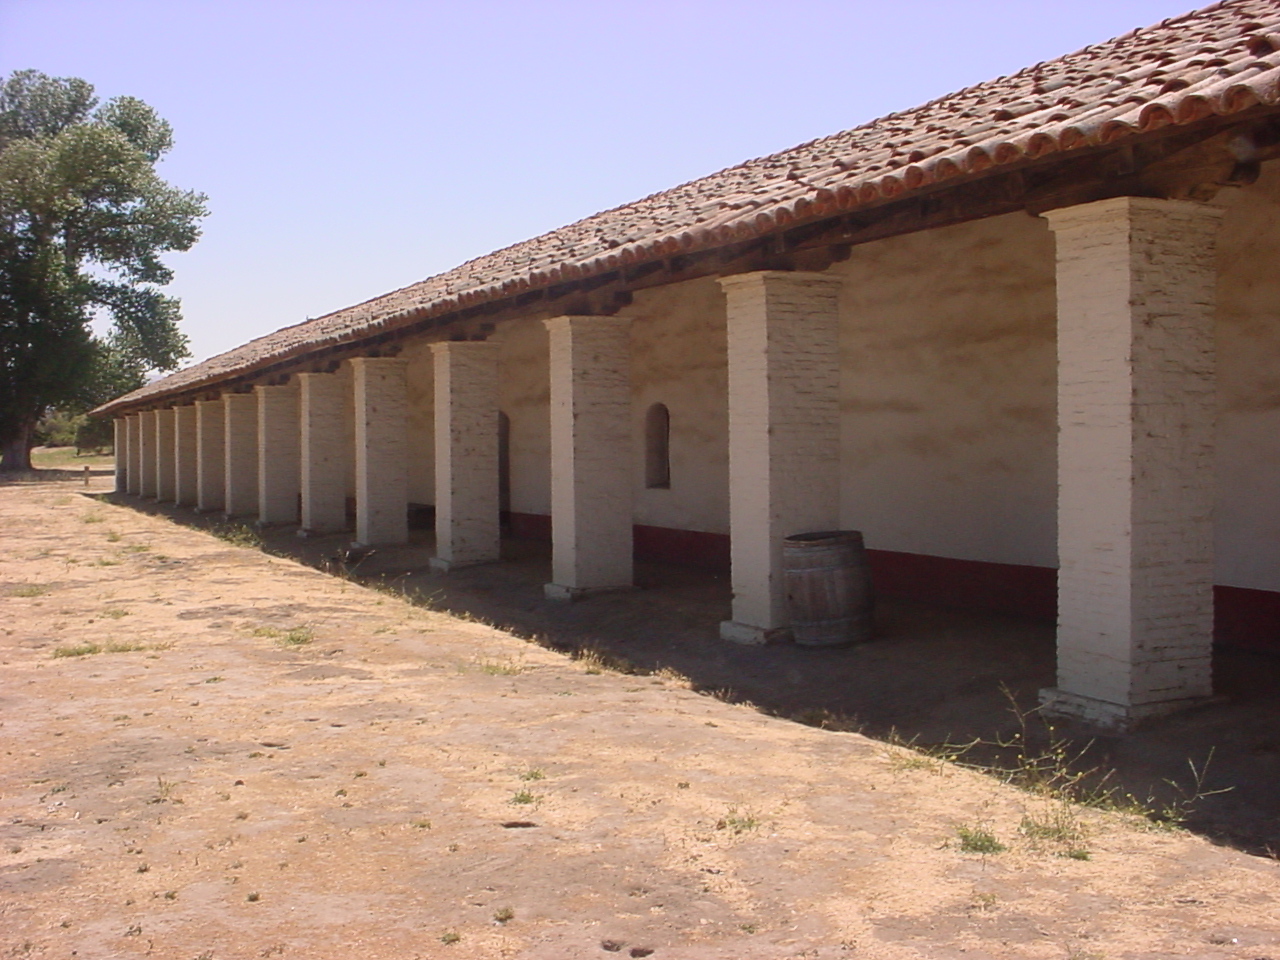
(195, 399, 225, 512)
(223, 393, 259, 518)
(174, 405, 198, 506)
(718, 271, 843, 643)
(543, 316, 633, 599)
(139, 410, 158, 498)
(1042, 196, 1224, 729)
(351, 357, 408, 546)
(298, 372, 349, 535)
(256, 383, 301, 525)
(126, 414, 142, 495)
(113, 417, 127, 493)
(430, 341, 500, 570)
(155, 408, 176, 501)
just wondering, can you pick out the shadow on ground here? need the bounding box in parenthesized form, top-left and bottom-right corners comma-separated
(105, 491, 1280, 858)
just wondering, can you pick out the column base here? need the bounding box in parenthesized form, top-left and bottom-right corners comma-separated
(254, 518, 296, 530)
(544, 582, 633, 602)
(719, 621, 791, 645)
(1038, 687, 1215, 732)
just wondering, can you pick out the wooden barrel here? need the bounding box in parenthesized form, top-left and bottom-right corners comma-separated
(782, 530, 874, 646)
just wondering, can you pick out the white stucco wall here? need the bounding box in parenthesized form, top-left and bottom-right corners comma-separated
(833, 211, 1059, 568)
(1216, 161, 1280, 593)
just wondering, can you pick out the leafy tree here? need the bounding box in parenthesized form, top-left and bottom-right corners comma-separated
(0, 70, 207, 470)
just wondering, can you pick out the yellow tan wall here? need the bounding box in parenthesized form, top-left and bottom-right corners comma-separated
(493, 317, 551, 516)
(621, 277, 729, 535)
(1216, 161, 1280, 593)
(832, 211, 1059, 569)
(401, 341, 435, 504)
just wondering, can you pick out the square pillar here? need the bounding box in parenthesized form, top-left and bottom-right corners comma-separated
(351, 357, 408, 546)
(256, 383, 301, 525)
(196, 400, 225, 513)
(298, 372, 350, 535)
(113, 418, 127, 493)
(430, 341, 500, 570)
(1041, 196, 1224, 729)
(718, 271, 842, 644)
(223, 393, 259, 518)
(155, 409, 176, 501)
(139, 410, 157, 498)
(174, 406, 198, 506)
(543, 316, 633, 599)
(126, 414, 142, 495)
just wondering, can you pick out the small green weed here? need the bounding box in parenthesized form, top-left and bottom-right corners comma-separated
(53, 643, 100, 658)
(1020, 802, 1086, 846)
(571, 646, 637, 675)
(253, 625, 313, 646)
(493, 906, 514, 924)
(439, 931, 460, 945)
(411, 818, 432, 829)
(956, 824, 1005, 855)
(212, 523, 262, 549)
(279, 627, 313, 646)
(13, 585, 48, 598)
(509, 790, 538, 806)
(970, 892, 999, 912)
(101, 608, 130, 619)
(519, 769, 545, 782)
(105, 530, 122, 542)
(477, 659, 522, 675)
(716, 807, 759, 835)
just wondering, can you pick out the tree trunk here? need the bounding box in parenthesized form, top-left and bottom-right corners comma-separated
(0, 421, 34, 472)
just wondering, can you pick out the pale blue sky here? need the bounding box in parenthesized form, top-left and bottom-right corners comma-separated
(2, 0, 1188, 365)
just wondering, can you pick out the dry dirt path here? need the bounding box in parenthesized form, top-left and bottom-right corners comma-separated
(2, 479, 1279, 960)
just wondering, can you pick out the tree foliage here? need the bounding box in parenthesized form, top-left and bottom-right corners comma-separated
(0, 69, 207, 469)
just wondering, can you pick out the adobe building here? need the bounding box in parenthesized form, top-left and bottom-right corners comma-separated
(98, 0, 1280, 730)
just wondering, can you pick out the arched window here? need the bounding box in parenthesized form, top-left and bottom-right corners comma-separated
(645, 403, 670, 489)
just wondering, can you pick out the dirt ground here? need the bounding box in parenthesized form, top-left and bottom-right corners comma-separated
(4, 473, 1280, 959)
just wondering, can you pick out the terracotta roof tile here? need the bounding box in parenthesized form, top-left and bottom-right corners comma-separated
(101, 0, 1280, 413)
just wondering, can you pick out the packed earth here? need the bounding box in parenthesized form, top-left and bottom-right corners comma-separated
(3, 471, 1279, 959)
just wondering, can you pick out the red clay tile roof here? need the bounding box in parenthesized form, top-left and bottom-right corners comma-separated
(101, 0, 1280, 414)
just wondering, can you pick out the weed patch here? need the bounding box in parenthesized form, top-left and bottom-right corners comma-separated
(571, 646, 638, 675)
(477, 659, 522, 676)
(52, 643, 100, 658)
(252, 625, 314, 646)
(956, 824, 1006, 854)
(716, 807, 759, 835)
(211, 523, 262, 549)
